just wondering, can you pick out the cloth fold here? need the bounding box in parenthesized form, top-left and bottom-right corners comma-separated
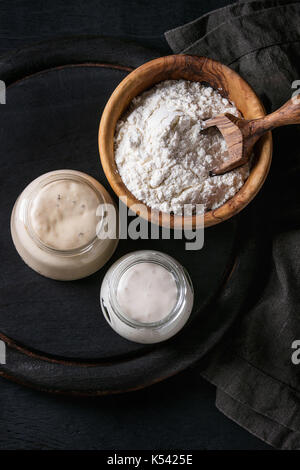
(165, 0, 298, 55)
(165, 0, 300, 449)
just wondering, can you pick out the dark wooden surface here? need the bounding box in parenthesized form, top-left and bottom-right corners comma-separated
(0, 37, 243, 395)
(0, 0, 271, 450)
(0, 365, 270, 450)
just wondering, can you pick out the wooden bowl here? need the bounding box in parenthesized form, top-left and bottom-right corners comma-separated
(99, 55, 272, 228)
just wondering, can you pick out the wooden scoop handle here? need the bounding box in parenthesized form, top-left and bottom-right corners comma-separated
(249, 96, 300, 137)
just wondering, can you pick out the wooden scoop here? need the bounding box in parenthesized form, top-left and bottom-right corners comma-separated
(205, 97, 300, 176)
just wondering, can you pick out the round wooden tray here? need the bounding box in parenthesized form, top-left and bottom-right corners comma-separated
(0, 37, 258, 395)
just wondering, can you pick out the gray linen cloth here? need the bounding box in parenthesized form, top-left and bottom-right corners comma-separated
(165, 0, 300, 449)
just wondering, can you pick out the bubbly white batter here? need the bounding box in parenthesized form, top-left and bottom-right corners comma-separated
(116, 262, 178, 323)
(30, 179, 101, 250)
(11, 170, 119, 280)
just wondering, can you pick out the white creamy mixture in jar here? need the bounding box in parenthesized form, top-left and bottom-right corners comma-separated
(115, 80, 249, 215)
(11, 170, 118, 280)
(100, 251, 194, 344)
(30, 179, 100, 251)
(116, 262, 178, 323)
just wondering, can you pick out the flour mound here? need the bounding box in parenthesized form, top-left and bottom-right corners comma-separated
(114, 80, 249, 215)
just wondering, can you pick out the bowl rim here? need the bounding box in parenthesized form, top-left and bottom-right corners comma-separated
(98, 54, 272, 228)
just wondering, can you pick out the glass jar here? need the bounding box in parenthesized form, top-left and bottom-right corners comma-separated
(11, 169, 118, 280)
(100, 250, 194, 344)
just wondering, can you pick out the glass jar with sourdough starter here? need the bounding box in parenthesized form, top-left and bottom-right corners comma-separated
(100, 250, 194, 344)
(11, 169, 118, 280)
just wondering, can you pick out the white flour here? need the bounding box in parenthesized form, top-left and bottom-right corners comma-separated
(114, 80, 249, 215)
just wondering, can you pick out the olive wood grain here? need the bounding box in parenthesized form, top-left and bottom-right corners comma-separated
(208, 97, 300, 175)
(99, 55, 273, 228)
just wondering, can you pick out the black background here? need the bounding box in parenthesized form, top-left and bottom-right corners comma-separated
(0, 0, 271, 450)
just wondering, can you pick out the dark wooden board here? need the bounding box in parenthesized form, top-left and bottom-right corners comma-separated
(0, 37, 249, 394)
